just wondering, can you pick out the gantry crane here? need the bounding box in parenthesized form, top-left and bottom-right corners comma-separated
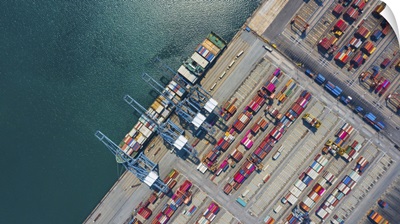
(141, 73, 216, 134)
(152, 57, 192, 89)
(95, 131, 169, 193)
(124, 94, 198, 158)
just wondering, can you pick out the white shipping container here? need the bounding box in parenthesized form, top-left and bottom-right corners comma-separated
(343, 186, 351, 195)
(317, 208, 329, 219)
(341, 123, 348, 131)
(318, 178, 327, 186)
(349, 181, 357, 189)
(337, 183, 346, 192)
(317, 157, 329, 166)
(331, 188, 339, 196)
(347, 126, 354, 135)
(349, 171, 361, 182)
(327, 194, 335, 204)
(325, 206, 333, 214)
(191, 52, 209, 69)
(128, 127, 137, 137)
(139, 125, 152, 138)
(352, 151, 359, 160)
(295, 180, 307, 191)
(178, 65, 198, 84)
(287, 193, 298, 205)
(209, 214, 216, 222)
(309, 191, 318, 201)
(290, 186, 302, 198)
(354, 143, 362, 151)
(304, 197, 315, 207)
(307, 168, 319, 180)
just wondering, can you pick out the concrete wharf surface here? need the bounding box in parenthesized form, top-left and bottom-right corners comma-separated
(84, 0, 400, 223)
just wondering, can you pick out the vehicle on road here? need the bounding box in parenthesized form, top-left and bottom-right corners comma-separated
(263, 44, 273, 52)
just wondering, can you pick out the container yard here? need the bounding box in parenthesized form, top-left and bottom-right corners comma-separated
(86, 0, 400, 223)
(273, 0, 400, 123)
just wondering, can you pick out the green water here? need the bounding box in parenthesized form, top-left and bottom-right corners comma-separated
(0, 1, 260, 223)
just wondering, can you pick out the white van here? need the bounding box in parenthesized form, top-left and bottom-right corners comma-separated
(242, 189, 250, 198)
(263, 45, 273, 52)
(272, 151, 281, 160)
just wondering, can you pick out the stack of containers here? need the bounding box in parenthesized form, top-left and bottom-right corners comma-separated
(353, 0, 366, 10)
(345, 7, 360, 21)
(299, 181, 326, 212)
(230, 149, 244, 162)
(223, 183, 233, 195)
(232, 159, 256, 190)
(332, 3, 345, 16)
(273, 68, 282, 77)
(342, 138, 362, 162)
(286, 154, 328, 209)
(382, 23, 391, 36)
(351, 51, 366, 67)
(250, 117, 262, 134)
(138, 207, 152, 220)
(269, 108, 279, 118)
(371, 29, 382, 41)
(215, 160, 229, 176)
(269, 127, 283, 141)
(356, 26, 371, 39)
(286, 213, 301, 224)
(240, 130, 254, 149)
(317, 163, 364, 221)
(167, 81, 186, 98)
(233, 111, 252, 132)
(252, 138, 274, 161)
(323, 171, 337, 185)
(286, 90, 312, 121)
(378, 80, 390, 95)
(248, 95, 265, 113)
(285, 191, 300, 205)
(324, 81, 342, 98)
(354, 157, 369, 174)
(315, 74, 326, 85)
(349, 37, 363, 49)
(336, 123, 354, 142)
(362, 41, 376, 55)
(188, 206, 197, 216)
(202, 130, 236, 170)
(197, 202, 220, 224)
(153, 212, 169, 224)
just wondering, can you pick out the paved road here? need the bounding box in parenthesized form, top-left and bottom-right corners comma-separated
(263, 0, 305, 41)
(346, 161, 400, 224)
(266, 34, 400, 146)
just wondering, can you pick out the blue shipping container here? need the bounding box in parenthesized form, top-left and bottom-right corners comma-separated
(236, 198, 247, 207)
(343, 176, 351, 185)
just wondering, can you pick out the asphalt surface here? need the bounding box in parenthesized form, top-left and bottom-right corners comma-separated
(263, 0, 305, 40)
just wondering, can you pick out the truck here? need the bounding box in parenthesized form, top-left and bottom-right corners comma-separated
(368, 210, 389, 224)
(305, 69, 315, 78)
(354, 106, 363, 114)
(340, 95, 352, 105)
(303, 113, 322, 128)
(315, 73, 326, 85)
(378, 199, 388, 208)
